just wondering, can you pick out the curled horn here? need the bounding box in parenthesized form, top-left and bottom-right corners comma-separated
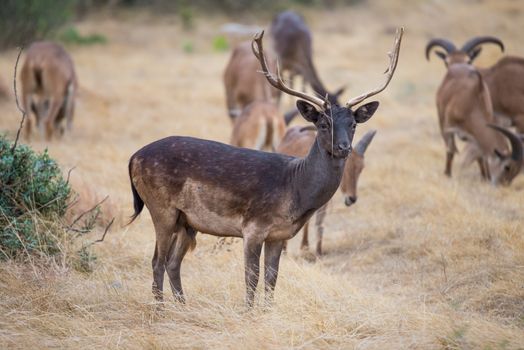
(425, 38, 457, 60)
(461, 36, 504, 57)
(354, 130, 377, 156)
(488, 124, 523, 162)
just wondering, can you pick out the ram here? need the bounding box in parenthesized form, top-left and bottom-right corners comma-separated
(426, 38, 522, 185)
(426, 36, 524, 133)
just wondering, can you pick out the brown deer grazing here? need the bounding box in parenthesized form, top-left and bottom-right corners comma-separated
(277, 127, 376, 255)
(270, 10, 345, 104)
(427, 41, 522, 185)
(128, 29, 402, 306)
(224, 41, 279, 120)
(21, 41, 77, 140)
(229, 101, 286, 151)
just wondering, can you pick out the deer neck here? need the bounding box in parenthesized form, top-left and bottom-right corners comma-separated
(302, 54, 328, 98)
(290, 137, 345, 212)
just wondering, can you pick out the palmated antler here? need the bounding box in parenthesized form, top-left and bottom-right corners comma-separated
(346, 27, 403, 108)
(252, 30, 328, 110)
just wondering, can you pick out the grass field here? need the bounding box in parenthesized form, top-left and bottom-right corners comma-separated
(0, 0, 523, 348)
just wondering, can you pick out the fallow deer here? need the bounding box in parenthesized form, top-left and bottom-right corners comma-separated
(224, 41, 279, 120)
(21, 41, 77, 140)
(427, 41, 523, 185)
(270, 10, 345, 104)
(128, 29, 402, 306)
(277, 127, 376, 255)
(229, 101, 286, 151)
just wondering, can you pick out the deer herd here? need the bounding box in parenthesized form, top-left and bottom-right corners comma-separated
(9, 10, 524, 306)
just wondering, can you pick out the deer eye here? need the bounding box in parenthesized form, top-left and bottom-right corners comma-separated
(504, 165, 511, 171)
(318, 123, 329, 131)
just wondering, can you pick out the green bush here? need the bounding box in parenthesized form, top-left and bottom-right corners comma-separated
(0, 0, 77, 50)
(58, 27, 107, 46)
(0, 136, 70, 257)
(213, 35, 229, 52)
(0, 135, 99, 271)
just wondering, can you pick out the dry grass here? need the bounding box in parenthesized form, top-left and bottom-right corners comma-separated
(1, 0, 523, 348)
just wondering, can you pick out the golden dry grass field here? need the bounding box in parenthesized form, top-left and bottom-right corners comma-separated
(1, 0, 523, 348)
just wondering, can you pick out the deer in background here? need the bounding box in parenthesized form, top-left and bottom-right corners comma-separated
(427, 39, 522, 185)
(270, 10, 345, 104)
(226, 41, 300, 151)
(224, 41, 279, 120)
(128, 29, 402, 306)
(278, 127, 376, 255)
(21, 41, 77, 141)
(229, 101, 286, 151)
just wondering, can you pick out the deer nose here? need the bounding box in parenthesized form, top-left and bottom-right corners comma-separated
(337, 142, 351, 152)
(345, 196, 357, 206)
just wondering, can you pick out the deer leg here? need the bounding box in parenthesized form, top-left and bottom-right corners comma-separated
(243, 233, 263, 308)
(315, 204, 328, 256)
(300, 221, 309, 251)
(151, 211, 178, 302)
(44, 98, 62, 141)
(166, 225, 195, 303)
(64, 83, 75, 133)
(264, 240, 284, 305)
(22, 92, 33, 140)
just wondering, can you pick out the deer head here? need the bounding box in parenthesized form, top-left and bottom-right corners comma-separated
(252, 28, 402, 159)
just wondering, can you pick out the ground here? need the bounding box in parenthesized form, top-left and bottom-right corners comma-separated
(0, 0, 523, 348)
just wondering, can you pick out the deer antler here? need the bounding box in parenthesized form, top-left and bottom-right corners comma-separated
(252, 30, 327, 110)
(346, 27, 404, 108)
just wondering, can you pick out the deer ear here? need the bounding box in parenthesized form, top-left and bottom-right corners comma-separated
(354, 101, 379, 123)
(297, 100, 321, 123)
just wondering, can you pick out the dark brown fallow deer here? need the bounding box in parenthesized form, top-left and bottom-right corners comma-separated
(21, 41, 77, 140)
(128, 29, 403, 306)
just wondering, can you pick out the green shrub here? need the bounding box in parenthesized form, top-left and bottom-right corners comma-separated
(182, 41, 194, 53)
(212, 35, 229, 52)
(179, 6, 194, 31)
(58, 27, 107, 46)
(0, 0, 77, 50)
(0, 135, 98, 271)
